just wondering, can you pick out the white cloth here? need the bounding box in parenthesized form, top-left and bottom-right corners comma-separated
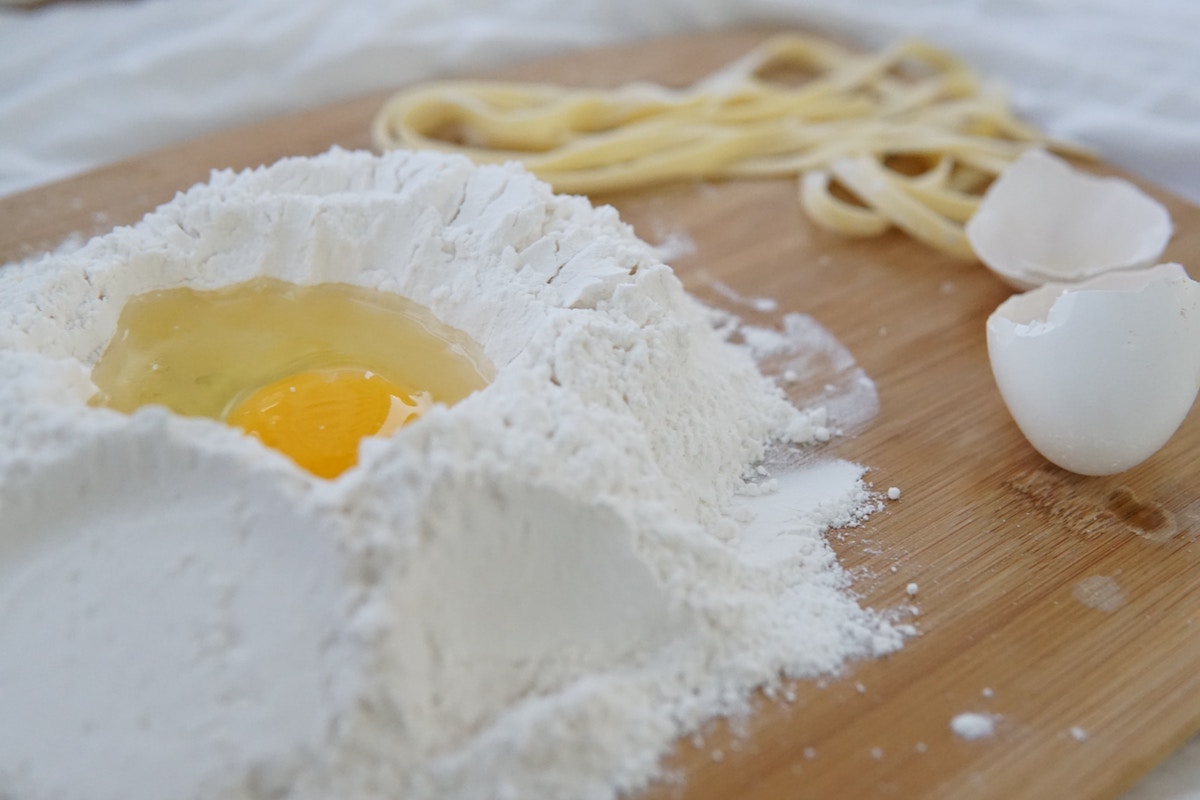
(2, 0, 1200, 204)
(0, 1, 1197, 797)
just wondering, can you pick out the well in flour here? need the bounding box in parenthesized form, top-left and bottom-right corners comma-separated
(0, 147, 906, 800)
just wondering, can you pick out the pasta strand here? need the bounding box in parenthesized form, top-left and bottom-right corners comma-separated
(371, 33, 1088, 257)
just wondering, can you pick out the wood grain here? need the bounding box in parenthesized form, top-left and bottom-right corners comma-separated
(3, 28, 1199, 800)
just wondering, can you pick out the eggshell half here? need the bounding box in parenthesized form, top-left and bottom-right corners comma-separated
(966, 149, 1173, 290)
(987, 263, 1200, 475)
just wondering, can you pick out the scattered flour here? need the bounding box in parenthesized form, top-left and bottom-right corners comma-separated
(649, 229, 697, 263)
(727, 310, 880, 436)
(0, 148, 905, 800)
(708, 279, 779, 314)
(1073, 575, 1127, 612)
(951, 712, 999, 741)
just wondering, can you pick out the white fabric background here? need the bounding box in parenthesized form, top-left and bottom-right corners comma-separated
(3, 0, 1200, 204)
(1, 0, 1198, 796)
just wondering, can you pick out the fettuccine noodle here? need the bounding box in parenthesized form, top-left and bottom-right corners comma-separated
(372, 34, 1086, 257)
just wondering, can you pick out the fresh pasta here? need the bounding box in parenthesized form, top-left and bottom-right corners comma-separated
(371, 34, 1086, 257)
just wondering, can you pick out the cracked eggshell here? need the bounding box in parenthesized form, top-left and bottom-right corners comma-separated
(987, 263, 1200, 476)
(966, 149, 1173, 290)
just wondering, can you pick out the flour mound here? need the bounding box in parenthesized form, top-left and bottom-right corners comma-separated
(0, 148, 903, 800)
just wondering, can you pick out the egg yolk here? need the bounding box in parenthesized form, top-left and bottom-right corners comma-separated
(225, 367, 429, 479)
(89, 277, 494, 480)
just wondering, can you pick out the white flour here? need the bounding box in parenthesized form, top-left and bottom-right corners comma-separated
(731, 311, 881, 438)
(0, 148, 905, 800)
(951, 712, 998, 741)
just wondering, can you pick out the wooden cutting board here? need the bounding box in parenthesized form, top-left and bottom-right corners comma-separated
(3, 28, 1199, 800)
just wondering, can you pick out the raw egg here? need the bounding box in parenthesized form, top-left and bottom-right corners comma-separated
(90, 277, 492, 477)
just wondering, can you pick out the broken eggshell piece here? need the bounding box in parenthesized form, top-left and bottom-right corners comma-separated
(987, 263, 1200, 476)
(966, 149, 1173, 290)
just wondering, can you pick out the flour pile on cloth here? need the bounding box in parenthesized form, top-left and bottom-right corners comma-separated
(0, 148, 905, 800)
